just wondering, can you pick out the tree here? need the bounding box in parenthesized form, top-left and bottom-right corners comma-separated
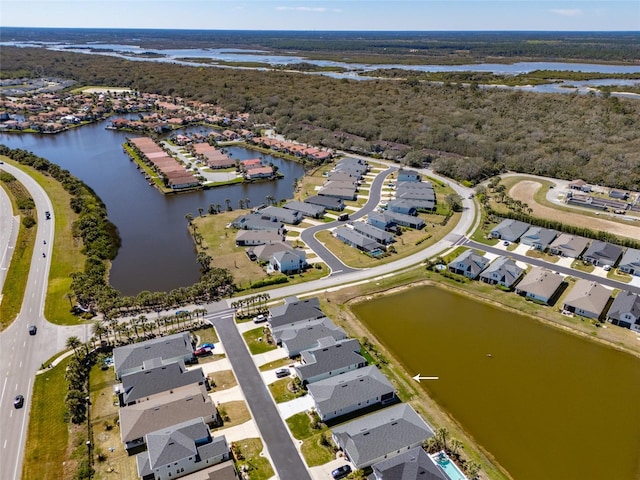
(208, 203, 216, 215)
(185, 212, 193, 225)
(198, 207, 204, 217)
(66, 336, 82, 356)
(197, 251, 212, 274)
(225, 198, 232, 211)
(445, 194, 463, 212)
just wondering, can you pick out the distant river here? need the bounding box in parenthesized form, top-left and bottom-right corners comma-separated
(0, 119, 305, 295)
(353, 286, 640, 480)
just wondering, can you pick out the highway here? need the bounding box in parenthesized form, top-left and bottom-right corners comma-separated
(0, 163, 90, 480)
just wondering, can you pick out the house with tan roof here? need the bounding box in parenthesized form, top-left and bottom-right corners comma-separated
(548, 234, 589, 258)
(515, 267, 565, 304)
(562, 279, 611, 320)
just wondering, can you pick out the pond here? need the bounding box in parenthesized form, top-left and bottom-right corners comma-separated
(352, 285, 640, 480)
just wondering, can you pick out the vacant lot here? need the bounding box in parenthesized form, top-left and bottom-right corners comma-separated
(510, 180, 640, 240)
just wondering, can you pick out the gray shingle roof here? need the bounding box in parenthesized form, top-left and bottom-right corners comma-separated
(583, 241, 624, 264)
(372, 446, 448, 480)
(607, 290, 640, 323)
(113, 332, 194, 379)
(352, 222, 395, 244)
(307, 365, 394, 418)
(296, 338, 366, 383)
(563, 279, 611, 316)
(274, 317, 347, 356)
(515, 266, 564, 300)
(448, 250, 489, 277)
(490, 219, 530, 241)
(332, 403, 434, 469)
(268, 296, 327, 329)
(619, 247, 640, 272)
(479, 256, 524, 286)
(283, 200, 326, 217)
(548, 234, 589, 257)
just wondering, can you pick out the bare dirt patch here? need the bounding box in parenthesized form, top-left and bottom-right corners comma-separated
(510, 181, 640, 240)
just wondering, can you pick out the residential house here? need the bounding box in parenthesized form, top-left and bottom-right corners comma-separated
(387, 199, 418, 216)
(352, 222, 395, 245)
(268, 296, 327, 330)
(548, 234, 589, 258)
(136, 418, 231, 480)
(270, 249, 307, 274)
(618, 247, 640, 276)
(119, 384, 219, 455)
(327, 171, 362, 183)
(318, 186, 357, 201)
(230, 213, 283, 232)
(394, 197, 436, 212)
(395, 181, 433, 191)
(117, 359, 207, 407)
(582, 241, 624, 267)
(294, 337, 367, 385)
(368, 211, 397, 231)
(383, 211, 425, 230)
(397, 169, 422, 182)
(305, 195, 345, 211)
(244, 166, 274, 180)
(334, 226, 385, 256)
(479, 256, 525, 289)
(520, 227, 558, 251)
(283, 200, 325, 219)
(490, 219, 530, 242)
(235, 230, 283, 247)
(113, 332, 195, 380)
(273, 317, 347, 357)
(562, 279, 611, 320)
(515, 267, 564, 304)
(371, 446, 448, 480)
(448, 250, 490, 279)
(307, 365, 396, 422)
(606, 290, 640, 332)
(260, 206, 303, 225)
(331, 403, 434, 469)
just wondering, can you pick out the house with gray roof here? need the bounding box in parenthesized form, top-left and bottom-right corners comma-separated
(327, 170, 363, 182)
(259, 206, 303, 225)
(331, 403, 434, 469)
(268, 296, 327, 330)
(247, 241, 295, 263)
(230, 213, 283, 232)
(270, 248, 307, 274)
(479, 256, 524, 289)
(397, 169, 422, 182)
(396, 198, 436, 212)
(562, 279, 611, 320)
(283, 200, 325, 219)
(387, 199, 418, 216)
(548, 234, 589, 258)
(305, 195, 345, 211)
(307, 365, 396, 422)
(334, 226, 385, 255)
(448, 250, 490, 280)
(114, 332, 195, 380)
(371, 446, 448, 480)
(618, 247, 640, 276)
(490, 219, 530, 242)
(118, 359, 207, 407)
(383, 211, 425, 230)
(273, 317, 347, 357)
(395, 181, 433, 191)
(235, 229, 283, 246)
(136, 418, 230, 480)
(606, 290, 640, 332)
(318, 186, 357, 201)
(396, 190, 435, 202)
(119, 384, 219, 455)
(368, 211, 397, 231)
(582, 241, 624, 267)
(352, 222, 395, 245)
(294, 337, 367, 385)
(520, 227, 558, 251)
(515, 266, 564, 304)
(324, 179, 359, 191)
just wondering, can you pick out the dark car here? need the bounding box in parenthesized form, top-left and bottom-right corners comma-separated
(331, 465, 351, 479)
(14, 395, 24, 409)
(45, 211, 51, 220)
(275, 368, 290, 378)
(28, 325, 37, 335)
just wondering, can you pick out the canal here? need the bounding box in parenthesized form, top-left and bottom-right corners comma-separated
(0, 120, 306, 295)
(352, 285, 640, 480)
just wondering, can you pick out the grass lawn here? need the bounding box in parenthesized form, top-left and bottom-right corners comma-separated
(2, 158, 87, 326)
(268, 378, 306, 403)
(609, 269, 631, 283)
(571, 259, 596, 273)
(208, 370, 237, 391)
(258, 357, 293, 371)
(232, 438, 274, 480)
(525, 249, 559, 263)
(243, 327, 277, 355)
(22, 357, 72, 480)
(285, 412, 335, 467)
(194, 324, 220, 344)
(214, 400, 251, 429)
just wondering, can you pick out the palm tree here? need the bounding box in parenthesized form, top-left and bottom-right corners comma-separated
(238, 199, 245, 210)
(185, 212, 194, 225)
(435, 427, 449, 451)
(225, 198, 232, 211)
(244, 198, 251, 210)
(92, 322, 107, 347)
(215, 204, 222, 213)
(198, 207, 204, 217)
(208, 203, 216, 215)
(66, 336, 82, 356)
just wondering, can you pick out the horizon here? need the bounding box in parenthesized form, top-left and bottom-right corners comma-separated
(1, 1, 639, 32)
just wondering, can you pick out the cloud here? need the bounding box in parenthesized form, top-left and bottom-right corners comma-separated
(550, 9, 583, 17)
(276, 6, 340, 12)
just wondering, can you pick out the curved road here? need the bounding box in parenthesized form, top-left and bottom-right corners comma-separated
(0, 162, 90, 480)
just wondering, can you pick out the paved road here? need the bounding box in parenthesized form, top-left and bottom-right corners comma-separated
(300, 165, 397, 275)
(0, 182, 20, 295)
(0, 163, 90, 480)
(205, 308, 312, 480)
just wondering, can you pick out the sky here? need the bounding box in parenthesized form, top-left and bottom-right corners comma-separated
(1, 1, 639, 31)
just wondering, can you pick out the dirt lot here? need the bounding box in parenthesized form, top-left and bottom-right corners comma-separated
(509, 180, 640, 240)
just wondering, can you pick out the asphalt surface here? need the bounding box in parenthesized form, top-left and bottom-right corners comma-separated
(0, 163, 90, 480)
(0, 184, 20, 294)
(205, 308, 312, 480)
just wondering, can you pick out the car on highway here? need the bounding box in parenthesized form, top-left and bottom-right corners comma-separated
(14, 395, 24, 409)
(45, 211, 51, 220)
(331, 465, 351, 479)
(253, 314, 267, 323)
(28, 325, 37, 335)
(275, 368, 290, 378)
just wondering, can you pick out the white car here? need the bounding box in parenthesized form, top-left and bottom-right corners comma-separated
(253, 314, 267, 323)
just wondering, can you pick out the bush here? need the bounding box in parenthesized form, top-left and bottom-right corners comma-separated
(22, 215, 36, 228)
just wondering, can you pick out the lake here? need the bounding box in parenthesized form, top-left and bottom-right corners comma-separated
(0, 119, 306, 295)
(352, 285, 640, 480)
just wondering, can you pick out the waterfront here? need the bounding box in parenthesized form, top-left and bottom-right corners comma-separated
(0, 120, 306, 295)
(352, 285, 640, 480)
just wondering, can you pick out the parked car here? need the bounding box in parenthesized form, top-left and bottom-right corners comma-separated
(199, 343, 215, 350)
(603, 265, 611, 271)
(331, 465, 352, 479)
(14, 395, 24, 409)
(28, 325, 37, 335)
(194, 347, 212, 357)
(275, 368, 290, 378)
(337, 213, 349, 221)
(45, 211, 51, 220)
(503, 241, 510, 246)
(253, 314, 267, 323)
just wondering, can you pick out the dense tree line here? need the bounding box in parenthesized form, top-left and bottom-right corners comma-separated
(2, 47, 639, 191)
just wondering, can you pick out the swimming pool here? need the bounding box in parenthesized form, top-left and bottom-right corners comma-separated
(430, 451, 468, 480)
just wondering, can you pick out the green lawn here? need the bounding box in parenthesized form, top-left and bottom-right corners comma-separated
(268, 378, 306, 403)
(214, 400, 252, 428)
(285, 412, 335, 467)
(22, 357, 71, 480)
(258, 357, 293, 371)
(232, 438, 274, 480)
(243, 327, 277, 355)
